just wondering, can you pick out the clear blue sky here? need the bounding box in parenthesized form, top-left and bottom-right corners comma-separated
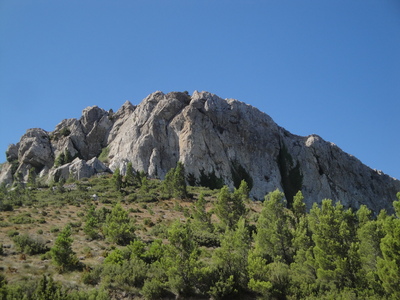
(1, 1, 400, 179)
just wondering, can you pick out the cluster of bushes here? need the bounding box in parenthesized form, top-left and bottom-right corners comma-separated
(0, 274, 108, 300)
(12, 234, 48, 255)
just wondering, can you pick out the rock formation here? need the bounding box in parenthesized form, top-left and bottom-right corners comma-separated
(1, 91, 399, 213)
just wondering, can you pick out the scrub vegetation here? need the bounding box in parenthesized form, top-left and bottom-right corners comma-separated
(1, 162, 400, 299)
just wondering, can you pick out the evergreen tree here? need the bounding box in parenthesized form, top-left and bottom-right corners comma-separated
(234, 180, 250, 202)
(292, 190, 306, 222)
(210, 217, 250, 299)
(162, 162, 188, 199)
(103, 203, 135, 245)
(112, 167, 122, 191)
(140, 176, 150, 193)
(248, 257, 290, 300)
(163, 220, 202, 297)
(32, 275, 65, 300)
(192, 192, 212, 230)
(64, 149, 73, 164)
(54, 152, 65, 167)
(377, 199, 400, 298)
(50, 225, 78, 272)
(125, 162, 135, 187)
(162, 168, 175, 198)
(356, 205, 385, 296)
(253, 189, 294, 264)
(173, 162, 187, 199)
(215, 185, 246, 229)
(308, 199, 359, 293)
(27, 167, 37, 188)
(84, 215, 99, 240)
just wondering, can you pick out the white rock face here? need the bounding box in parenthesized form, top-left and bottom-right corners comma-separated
(106, 91, 400, 212)
(50, 157, 110, 182)
(1, 90, 399, 214)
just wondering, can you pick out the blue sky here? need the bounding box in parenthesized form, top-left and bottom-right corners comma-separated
(1, 1, 400, 179)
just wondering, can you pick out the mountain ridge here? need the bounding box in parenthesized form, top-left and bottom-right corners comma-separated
(1, 90, 399, 213)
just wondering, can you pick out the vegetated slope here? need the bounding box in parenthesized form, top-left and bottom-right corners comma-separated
(1, 91, 399, 214)
(1, 171, 400, 299)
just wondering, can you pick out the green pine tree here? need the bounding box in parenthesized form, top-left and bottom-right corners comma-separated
(125, 162, 135, 187)
(112, 167, 122, 191)
(210, 217, 250, 299)
(162, 168, 175, 198)
(163, 220, 202, 297)
(215, 185, 246, 229)
(50, 225, 78, 272)
(253, 189, 294, 264)
(308, 199, 359, 293)
(192, 192, 212, 229)
(103, 203, 135, 245)
(377, 198, 400, 298)
(173, 162, 187, 199)
(27, 167, 37, 188)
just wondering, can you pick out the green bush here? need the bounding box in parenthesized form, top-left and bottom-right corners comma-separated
(98, 147, 110, 163)
(50, 226, 60, 233)
(59, 127, 71, 137)
(9, 213, 34, 224)
(7, 229, 19, 238)
(142, 278, 168, 300)
(12, 234, 48, 255)
(0, 200, 13, 211)
(81, 265, 103, 286)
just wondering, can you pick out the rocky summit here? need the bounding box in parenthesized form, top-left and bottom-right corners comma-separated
(1, 91, 399, 213)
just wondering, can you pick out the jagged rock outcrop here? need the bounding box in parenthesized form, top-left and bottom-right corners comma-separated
(1, 90, 399, 214)
(50, 157, 110, 182)
(2, 105, 113, 184)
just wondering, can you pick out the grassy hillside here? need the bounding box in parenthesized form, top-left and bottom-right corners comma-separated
(1, 170, 400, 299)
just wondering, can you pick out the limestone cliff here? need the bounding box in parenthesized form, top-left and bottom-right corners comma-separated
(1, 91, 399, 213)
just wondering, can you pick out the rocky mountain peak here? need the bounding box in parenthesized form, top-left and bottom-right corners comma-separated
(1, 91, 399, 214)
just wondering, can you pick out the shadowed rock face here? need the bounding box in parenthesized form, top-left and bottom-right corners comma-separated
(1, 91, 399, 213)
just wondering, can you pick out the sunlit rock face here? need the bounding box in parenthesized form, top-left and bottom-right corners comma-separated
(2, 91, 399, 213)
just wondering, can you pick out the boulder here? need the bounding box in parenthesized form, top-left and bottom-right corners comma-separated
(50, 157, 111, 182)
(5, 143, 19, 162)
(17, 129, 54, 177)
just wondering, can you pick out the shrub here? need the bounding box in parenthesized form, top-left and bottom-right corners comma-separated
(81, 265, 103, 286)
(50, 226, 60, 233)
(143, 218, 155, 227)
(98, 147, 110, 163)
(7, 229, 19, 238)
(59, 127, 71, 137)
(0, 200, 13, 211)
(12, 234, 48, 255)
(9, 213, 34, 224)
(142, 278, 168, 300)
